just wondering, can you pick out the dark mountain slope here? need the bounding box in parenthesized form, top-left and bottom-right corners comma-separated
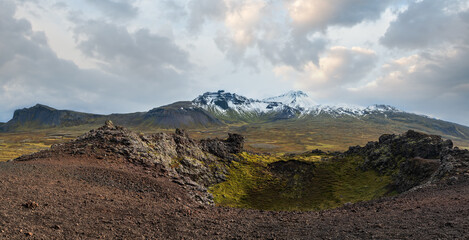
(142, 101, 223, 128)
(0, 102, 223, 132)
(370, 111, 469, 139)
(0, 104, 104, 131)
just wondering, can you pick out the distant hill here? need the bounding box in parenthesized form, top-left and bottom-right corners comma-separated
(142, 101, 223, 128)
(2, 90, 469, 150)
(0, 102, 223, 132)
(0, 104, 104, 131)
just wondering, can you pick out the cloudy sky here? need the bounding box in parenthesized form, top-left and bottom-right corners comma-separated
(1, 0, 469, 126)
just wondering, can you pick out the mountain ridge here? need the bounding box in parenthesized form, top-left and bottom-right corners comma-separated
(2, 104, 104, 130)
(193, 90, 402, 119)
(0, 101, 222, 131)
(2, 90, 469, 148)
(263, 90, 316, 111)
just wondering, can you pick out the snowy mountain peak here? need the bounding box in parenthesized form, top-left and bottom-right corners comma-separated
(192, 90, 400, 118)
(192, 90, 253, 110)
(193, 90, 285, 114)
(365, 104, 399, 112)
(263, 90, 316, 110)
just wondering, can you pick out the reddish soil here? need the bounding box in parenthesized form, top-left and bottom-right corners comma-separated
(0, 154, 468, 239)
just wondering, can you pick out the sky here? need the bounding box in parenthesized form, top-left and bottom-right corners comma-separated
(1, 0, 469, 126)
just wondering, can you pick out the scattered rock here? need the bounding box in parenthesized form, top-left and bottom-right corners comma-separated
(311, 149, 326, 154)
(104, 120, 115, 129)
(22, 201, 39, 209)
(173, 179, 185, 186)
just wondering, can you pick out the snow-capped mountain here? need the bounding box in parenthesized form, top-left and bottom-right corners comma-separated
(4, 91, 469, 143)
(192, 90, 286, 114)
(263, 91, 316, 111)
(310, 104, 401, 117)
(192, 90, 400, 118)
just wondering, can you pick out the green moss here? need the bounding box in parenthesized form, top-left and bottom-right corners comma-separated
(170, 157, 182, 168)
(209, 152, 394, 211)
(209, 156, 277, 208)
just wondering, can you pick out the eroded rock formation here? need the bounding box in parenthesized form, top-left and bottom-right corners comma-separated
(346, 130, 469, 192)
(15, 121, 245, 204)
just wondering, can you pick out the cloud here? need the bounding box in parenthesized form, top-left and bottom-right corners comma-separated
(258, 34, 328, 70)
(0, 1, 112, 114)
(274, 46, 377, 97)
(160, 0, 188, 22)
(73, 20, 192, 81)
(3, 0, 469, 127)
(0, 0, 197, 121)
(85, 0, 138, 20)
(186, 0, 392, 70)
(381, 0, 469, 49)
(187, 0, 326, 69)
(359, 0, 469, 125)
(187, 0, 227, 34)
(350, 45, 469, 125)
(212, 0, 268, 67)
(285, 0, 393, 33)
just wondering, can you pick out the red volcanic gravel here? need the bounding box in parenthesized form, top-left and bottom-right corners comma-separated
(0, 155, 468, 239)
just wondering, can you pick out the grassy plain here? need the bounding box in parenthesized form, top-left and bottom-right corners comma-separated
(0, 130, 80, 161)
(2, 117, 469, 162)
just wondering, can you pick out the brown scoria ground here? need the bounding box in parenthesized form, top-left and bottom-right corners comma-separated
(0, 154, 468, 239)
(1, 123, 469, 239)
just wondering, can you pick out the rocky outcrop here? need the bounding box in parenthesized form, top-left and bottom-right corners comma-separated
(15, 121, 245, 204)
(394, 147, 469, 192)
(432, 148, 469, 182)
(200, 133, 244, 160)
(392, 157, 441, 192)
(347, 130, 452, 172)
(346, 130, 469, 192)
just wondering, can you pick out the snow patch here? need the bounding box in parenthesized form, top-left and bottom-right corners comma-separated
(193, 90, 401, 117)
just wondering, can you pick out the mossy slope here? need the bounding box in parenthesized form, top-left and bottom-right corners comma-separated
(210, 153, 392, 211)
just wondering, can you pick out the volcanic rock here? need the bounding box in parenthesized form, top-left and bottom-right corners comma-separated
(346, 129, 469, 192)
(200, 133, 244, 160)
(14, 122, 245, 204)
